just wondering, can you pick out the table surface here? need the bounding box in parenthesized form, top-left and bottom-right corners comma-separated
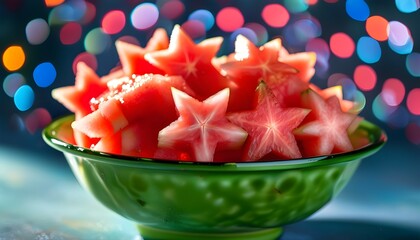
(1, 137, 420, 240)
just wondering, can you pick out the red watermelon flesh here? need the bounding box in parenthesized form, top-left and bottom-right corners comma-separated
(52, 62, 108, 116)
(279, 49, 316, 82)
(221, 35, 298, 81)
(116, 28, 169, 77)
(309, 84, 355, 113)
(220, 35, 300, 112)
(266, 73, 310, 108)
(51, 25, 371, 162)
(228, 82, 310, 161)
(145, 25, 229, 100)
(74, 74, 191, 139)
(93, 118, 173, 158)
(52, 62, 108, 148)
(294, 89, 357, 157)
(158, 88, 248, 162)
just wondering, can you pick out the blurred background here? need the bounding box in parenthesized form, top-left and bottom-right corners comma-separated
(1, 0, 419, 238)
(1, 0, 420, 152)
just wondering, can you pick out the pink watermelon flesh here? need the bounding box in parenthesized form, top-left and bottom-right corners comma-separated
(52, 26, 369, 162)
(294, 89, 357, 157)
(158, 88, 248, 162)
(52, 62, 108, 147)
(220, 35, 303, 112)
(74, 74, 191, 139)
(228, 82, 309, 161)
(145, 25, 229, 100)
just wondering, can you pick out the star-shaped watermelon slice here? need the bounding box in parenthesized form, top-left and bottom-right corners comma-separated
(309, 84, 355, 113)
(158, 88, 248, 162)
(277, 44, 316, 82)
(116, 28, 169, 77)
(228, 82, 310, 161)
(145, 25, 228, 100)
(72, 74, 190, 139)
(52, 62, 108, 116)
(52, 62, 108, 147)
(219, 35, 302, 112)
(221, 35, 297, 81)
(294, 89, 358, 157)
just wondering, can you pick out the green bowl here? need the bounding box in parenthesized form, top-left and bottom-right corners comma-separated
(43, 115, 386, 240)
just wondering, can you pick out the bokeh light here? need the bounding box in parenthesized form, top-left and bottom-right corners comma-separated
(284, 0, 309, 13)
(117, 35, 140, 46)
(101, 10, 126, 34)
(406, 88, 420, 115)
(25, 18, 50, 45)
(244, 23, 268, 46)
(80, 1, 96, 24)
(306, 38, 330, 75)
(262, 4, 289, 28)
(282, 15, 321, 47)
(395, 0, 420, 13)
(72, 52, 97, 74)
(406, 52, 420, 77)
(3, 73, 26, 97)
(44, 0, 64, 8)
(349, 90, 366, 113)
(386, 106, 410, 129)
(1, 1, 419, 143)
(353, 65, 377, 91)
(84, 28, 111, 55)
(293, 17, 322, 42)
(406, 122, 420, 145)
(327, 73, 358, 100)
(33, 62, 57, 88)
(159, 0, 185, 20)
(365, 16, 388, 41)
(216, 7, 244, 32)
(346, 0, 370, 21)
(2, 46, 26, 71)
(388, 21, 411, 46)
(14, 85, 35, 111)
(230, 28, 258, 46)
(181, 20, 206, 40)
(357, 36, 381, 63)
(188, 9, 215, 31)
(328, 73, 349, 87)
(60, 22, 82, 45)
(25, 108, 52, 134)
(48, 0, 88, 25)
(131, 3, 159, 30)
(330, 32, 355, 58)
(372, 94, 398, 122)
(388, 35, 414, 55)
(381, 78, 406, 107)
(387, 21, 413, 55)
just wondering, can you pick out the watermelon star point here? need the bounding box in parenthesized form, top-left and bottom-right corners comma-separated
(145, 25, 227, 99)
(228, 82, 310, 160)
(158, 88, 248, 162)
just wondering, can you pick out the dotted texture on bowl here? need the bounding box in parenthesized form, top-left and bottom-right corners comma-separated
(66, 156, 360, 233)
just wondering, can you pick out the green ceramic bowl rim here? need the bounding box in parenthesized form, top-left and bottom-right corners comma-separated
(42, 115, 387, 171)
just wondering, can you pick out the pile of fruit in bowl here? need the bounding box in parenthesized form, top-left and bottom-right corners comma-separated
(43, 25, 386, 240)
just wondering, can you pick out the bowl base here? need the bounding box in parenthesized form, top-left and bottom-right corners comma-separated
(137, 225, 283, 240)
